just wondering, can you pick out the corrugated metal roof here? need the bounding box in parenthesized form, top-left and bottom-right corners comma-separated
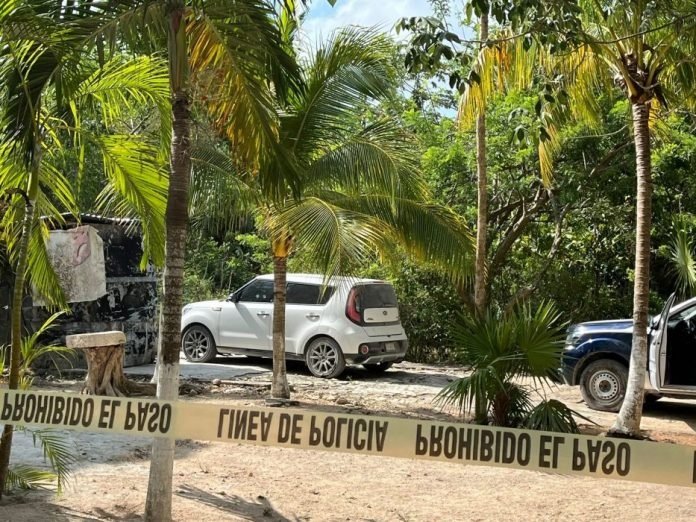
(40, 212, 140, 227)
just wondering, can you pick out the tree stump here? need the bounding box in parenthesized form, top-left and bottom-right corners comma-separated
(65, 331, 204, 397)
(66, 331, 153, 397)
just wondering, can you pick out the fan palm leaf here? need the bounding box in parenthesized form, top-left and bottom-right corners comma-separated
(437, 301, 565, 425)
(669, 217, 696, 298)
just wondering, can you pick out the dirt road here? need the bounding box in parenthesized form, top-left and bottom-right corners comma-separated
(2, 360, 696, 521)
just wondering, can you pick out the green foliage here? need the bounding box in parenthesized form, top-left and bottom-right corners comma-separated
(0, 314, 77, 494)
(521, 399, 580, 434)
(3, 427, 77, 494)
(660, 215, 696, 299)
(184, 233, 272, 303)
(0, 312, 73, 388)
(437, 301, 568, 428)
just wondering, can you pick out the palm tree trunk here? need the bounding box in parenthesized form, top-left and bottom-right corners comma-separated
(271, 250, 290, 399)
(0, 154, 40, 497)
(610, 101, 652, 437)
(144, 4, 189, 520)
(473, 12, 489, 317)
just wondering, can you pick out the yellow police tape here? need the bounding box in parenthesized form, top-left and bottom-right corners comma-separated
(1, 388, 694, 487)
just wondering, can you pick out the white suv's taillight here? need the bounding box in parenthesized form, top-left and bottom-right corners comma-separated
(346, 287, 361, 324)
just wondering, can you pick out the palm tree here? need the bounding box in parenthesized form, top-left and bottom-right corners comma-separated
(72, 1, 299, 519)
(189, 28, 474, 399)
(0, 3, 170, 495)
(551, 0, 696, 437)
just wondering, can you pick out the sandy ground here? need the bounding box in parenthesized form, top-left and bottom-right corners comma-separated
(2, 359, 696, 521)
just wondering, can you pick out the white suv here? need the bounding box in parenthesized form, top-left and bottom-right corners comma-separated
(180, 274, 409, 378)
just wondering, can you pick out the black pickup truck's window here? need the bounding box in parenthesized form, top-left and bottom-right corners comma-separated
(672, 304, 696, 323)
(286, 283, 334, 305)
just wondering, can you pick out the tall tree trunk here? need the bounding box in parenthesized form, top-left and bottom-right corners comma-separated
(610, 101, 652, 438)
(0, 153, 40, 497)
(471, 12, 489, 423)
(144, 4, 190, 521)
(271, 251, 290, 399)
(473, 12, 489, 317)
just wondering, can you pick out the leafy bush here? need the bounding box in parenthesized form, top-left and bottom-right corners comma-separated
(183, 232, 272, 304)
(437, 301, 580, 432)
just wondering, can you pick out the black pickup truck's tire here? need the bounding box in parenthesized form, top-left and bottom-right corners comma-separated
(579, 359, 628, 412)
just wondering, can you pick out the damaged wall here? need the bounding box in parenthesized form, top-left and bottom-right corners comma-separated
(27, 216, 158, 368)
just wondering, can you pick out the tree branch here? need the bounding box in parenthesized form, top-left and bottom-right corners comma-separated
(504, 202, 570, 312)
(590, 141, 632, 176)
(489, 186, 549, 280)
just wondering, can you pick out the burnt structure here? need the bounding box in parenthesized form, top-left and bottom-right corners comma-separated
(1, 214, 158, 368)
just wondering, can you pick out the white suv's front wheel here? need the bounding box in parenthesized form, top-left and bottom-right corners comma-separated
(182, 325, 217, 363)
(305, 337, 346, 378)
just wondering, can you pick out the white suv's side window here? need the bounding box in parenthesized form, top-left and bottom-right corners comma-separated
(237, 280, 273, 303)
(286, 283, 334, 305)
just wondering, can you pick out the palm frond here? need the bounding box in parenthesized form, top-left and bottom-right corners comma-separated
(20, 311, 73, 383)
(669, 217, 696, 298)
(436, 366, 500, 420)
(189, 141, 257, 235)
(0, 38, 56, 164)
(71, 55, 171, 152)
(7, 426, 76, 493)
(61, 0, 168, 58)
(24, 427, 76, 492)
(269, 197, 388, 279)
(513, 300, 565, 380)
(440, 301, 565, 425)
(304, 120, 425, 199)
(27, 218, 68, 308)
(287, 28, 394, 159)
(522, 399, 580, 434)
(318, 193, 474, 282)
(4, 464, 57, 492)
(189, 0, 300, 198)
(93, 134, 167, 268)
(458, 35, 537, 129)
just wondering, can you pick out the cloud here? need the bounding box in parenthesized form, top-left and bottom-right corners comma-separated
(300, 0, 433, 44)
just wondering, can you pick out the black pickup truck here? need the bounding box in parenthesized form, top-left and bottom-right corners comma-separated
(561, 295, 696, 411)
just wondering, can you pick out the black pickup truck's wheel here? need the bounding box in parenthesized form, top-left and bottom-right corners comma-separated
(579, 360, 627, 412)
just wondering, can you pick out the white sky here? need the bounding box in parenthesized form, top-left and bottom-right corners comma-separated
(301, 0, 435, 43)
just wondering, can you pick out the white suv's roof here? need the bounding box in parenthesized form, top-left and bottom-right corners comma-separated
(256, 273, 385, 285)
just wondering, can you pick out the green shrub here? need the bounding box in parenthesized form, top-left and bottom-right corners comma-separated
(437, 301, 580, 432)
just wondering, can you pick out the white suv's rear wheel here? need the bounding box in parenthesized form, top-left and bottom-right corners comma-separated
(182, 325, 217, 363)
(305, 337, 345, 378)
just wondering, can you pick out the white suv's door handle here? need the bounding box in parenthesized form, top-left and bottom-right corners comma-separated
(257, 311, 270, 317)
(306, 313, 320, 320)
